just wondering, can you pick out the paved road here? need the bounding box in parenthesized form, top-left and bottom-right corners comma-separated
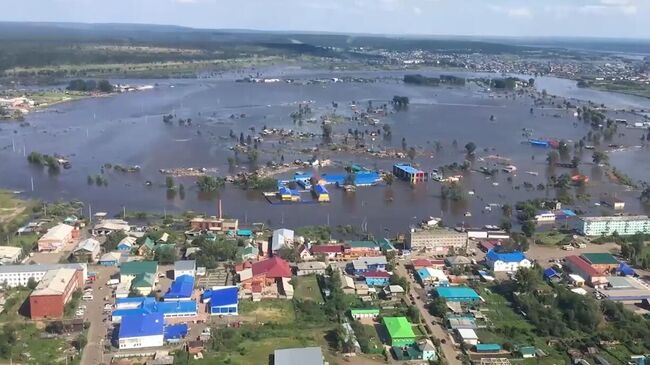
(80, 266, 117, 365)
(395, 263, 462, 365)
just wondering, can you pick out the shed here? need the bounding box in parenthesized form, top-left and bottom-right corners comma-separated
(456, 328, 479, 345)
(475, 344, 502, 353)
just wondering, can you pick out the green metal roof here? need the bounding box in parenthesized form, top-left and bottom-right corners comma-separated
(581, 253, 618, 265)
(518, 346, 536, 355)
(350, 308, 380, 315)
(346, 240, 378, 249)
(383, 317, 416, 339)
(132, 272, 155, 287)
(142, 237, 155, 250)
(121, 260, 158, 276)
(475, 344, 501, 352)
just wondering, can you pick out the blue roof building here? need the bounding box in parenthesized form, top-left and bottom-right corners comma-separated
(112, 297, 197, 323)
(618, 263, 636, 276)
(435, 287, 481, 302)
(118, 313, 164, 349)
(543, 267, 562, 281)
(164, 324, 188, 342)
(202, 286, 238, 316)
(486, 249, 532, 272)
(164, 275, 194, 300)
(393, 163, 428, 183)
(475, 344, 502, 353)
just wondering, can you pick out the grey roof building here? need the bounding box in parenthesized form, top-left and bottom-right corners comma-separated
(274, 346, 324, 365)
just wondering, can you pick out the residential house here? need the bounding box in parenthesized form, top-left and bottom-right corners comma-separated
(138, 237, 156, 256)
(310, 244, 344, 260)
(349, 308, 379, 320)
(296, 261, 327, 276)
(99, 252, 122, 266)
(411, 258, 445, 270)
(383, 317, 417, 346)
(117, 237, 137, 252)
(456, 328, 479, 345)
(351, 256, 387, 275)
(189, 216, 238, 232)
(445, 256, 472, 268)
(174, 260, 196, 279)
(271, 229, 294, 252)
(341, 275, 356, 294)
(297, 244, 313, 261)
(416, 267, 449, 286)
(383, 285, 405, 300)
(344, 241, 380, 257)
(485, 249, 532, 272)
(239, 257, 292, 292)
(362, 271, 391, 286)
(238, 244, 259, 261)
(120, 261, 158, 295)
(93, 219, 130, 236)
(72, 238, 101, 263)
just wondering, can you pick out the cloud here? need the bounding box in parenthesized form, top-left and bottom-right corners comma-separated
(579, 0, 638, 15)
(488, 5, 532, 18)
(413, 6, 422, 15)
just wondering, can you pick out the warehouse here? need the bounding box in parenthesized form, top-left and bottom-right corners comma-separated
(564, 256, 607, 286)
(118, 313, 164, 349)
(580, 253, 619, 274)
(202, 286, 238, 315)
(37, 223, 75, 252)
(111, 297, 198, 323)
(29, 268, 83, 319)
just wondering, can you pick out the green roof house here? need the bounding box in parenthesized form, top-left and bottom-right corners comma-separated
(383, 317, 417, 346)
(120, 260, 158, 279)
(239, 244, 259, 261)
(132, 272, 156, 295)
(138, 237, 156, 255)
(581, 253, 618, 265)
(350, 308, 380, 319)
(518, 346, 536, 358)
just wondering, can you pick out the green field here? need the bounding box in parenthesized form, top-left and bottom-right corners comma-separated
(533, 231, 570, 246)
(293, 276, 324, 303)
(238, 300, 296, 323)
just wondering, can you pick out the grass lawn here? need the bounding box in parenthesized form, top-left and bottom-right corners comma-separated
(238, 300, 295, 324)
(0, 190, 32, 226)
(364, 324, 384, 354)
(293, 275, 324, 303)
(190, 327, 333, 365)
(533, 231, 570, 246)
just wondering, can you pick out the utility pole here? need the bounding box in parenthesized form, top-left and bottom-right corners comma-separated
(30, 177, 34, 192)
(123, 206, 126, 219)
(88, 204, 92, 224)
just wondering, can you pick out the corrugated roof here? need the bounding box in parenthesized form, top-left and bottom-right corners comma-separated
(274, 347, 323, 365)
(119, 313, 164, 338)
(73, 238, 100, 254)
(164, 275, 194, 299)
(476, 344, 502, 352)
(204, 286, 238, 307)
(100, 252, 122, 262)
(251, 257, 292, 278)
(581, 253, 618, 265)
(486, 249, 527, 263)
(121, 261, 158, 276)
(31, 268, 77, 296)
(174, 260, 196, 272)
(383, 317, 416, 339)
(40, 224, 74, 241)
(436, 286, 480, 300)
(0, 263, 85, 274)
(565, 256, 600, 277)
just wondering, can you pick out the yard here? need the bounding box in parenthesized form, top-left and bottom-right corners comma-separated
(0, 190, 33, 230)
(533, 231, 570, 246)
(293, 275, 324, 303)
(238, 300, 296, 323)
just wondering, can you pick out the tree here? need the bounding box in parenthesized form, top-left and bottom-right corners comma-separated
(521, 220, 535, 237)
(27, 277, 38, 290)
(178, 184, 185, 199)
(501, 204, 513, 218)
(97, 80, 114, 93)
(196, 176, 225, 192)
(546, 150, 559, 165)
(276, 246, 298, 262)
(74, 333, 88, 351)
(389, 274, 409, 291)
(166, 176, 175, 190)
(407, 147, 417, 160)
(427, 297, 447, 318)
(155, 246, 176, 264)
(464, 142, 477, 155)
(592, 151, 608, 165)
(514, 267, 542, 292)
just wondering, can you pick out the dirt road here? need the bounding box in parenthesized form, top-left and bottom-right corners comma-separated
(80, 265, 117, 365)
(395, 263, 462, 365)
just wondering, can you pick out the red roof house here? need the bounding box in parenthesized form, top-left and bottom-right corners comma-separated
(240, 257, 292, 290)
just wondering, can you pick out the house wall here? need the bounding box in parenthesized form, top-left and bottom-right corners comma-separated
(30, 294, 64, 319)
(365, 277, 390, 286)
(118, 334, 164, 349)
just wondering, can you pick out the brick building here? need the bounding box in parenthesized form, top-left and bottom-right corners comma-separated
(29, 268, 83, 319)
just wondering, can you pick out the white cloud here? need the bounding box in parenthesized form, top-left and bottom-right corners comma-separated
(579, 0, 638, 15)
(413, 6, 422, 15)
(488, 5, 532, 18)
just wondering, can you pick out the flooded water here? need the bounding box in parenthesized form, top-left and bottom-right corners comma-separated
(1, 68, 649, 234)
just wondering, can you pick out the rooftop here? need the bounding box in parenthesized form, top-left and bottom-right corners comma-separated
(40, 224, 74, 241)
(565, 256, 600, 277)
(581, 253, 618, 265)
(73, 238, 100, 253)
(394, 163, 423, 174)
(383, 316, 416, 339)
(436, 286, 481, 300)
(486, 249, 527, 263)
(31, 268, 77, 296)
(118, 312, 164, 338)
(121, 261, 158, 276)
(203, 286, 238, 307)
(346, 240, 379, 249)
(164, 275, 194, 299)
(251, 257, 292, 278)
(174, 260, 196, 272)
(274, 347, 324, 365)
(581, 215, 650, 222)
(0, 263, 86, 274)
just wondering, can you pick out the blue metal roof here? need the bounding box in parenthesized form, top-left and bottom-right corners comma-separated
(204, 286, 238, 307)
(619, 263, 636, 276)
(394, 163, 421, 174)
(164, 275, 194, 299)
(486, 249, 527, 263)
(436, 287, 480, 301)
(544, 267, 560, 279)
(237, 229, 252, 237)
(417, 268, 431, 280)
(119, 313, 164, 338)
(164, 324, 188, 340)
(314, 184, 328, 194)
(476, 344, 502, 352)
(114, 297, 197, 317)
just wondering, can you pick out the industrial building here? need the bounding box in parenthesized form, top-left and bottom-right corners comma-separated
(92, 219, 131, 236)
(202, 286, 239, 315)
(393, 163, 428, 183)
(37, 223, 75, 252)
(189, 216, 238, 232)
(576, 215, 650, 236)
(407, 228, 468, 254)
(29, 268, 83, 319)
(118, 312, 164, 350)
(0, 263, 87, 288)
(435, 287, 481, 303)
(564, 256, 607, 286)
(580, 253, 619, 273)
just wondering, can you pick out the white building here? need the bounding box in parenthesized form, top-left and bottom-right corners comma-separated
(118, 313, 164, 349)
(92, 219, 131, 236)
(174, 260, 196, 279)
(272, 229, 294, 252)
(577, 215, 650, 236)
(486, 250, 532, 272)
(0, 246, 23, 264)
(72, 238, 101, 262)
(456, 328, 479, 345)
(0, 263, 87, 288)
(535, 211, 556, 223)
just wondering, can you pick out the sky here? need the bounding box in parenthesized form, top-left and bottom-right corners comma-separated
(2, 0, 649, 39)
